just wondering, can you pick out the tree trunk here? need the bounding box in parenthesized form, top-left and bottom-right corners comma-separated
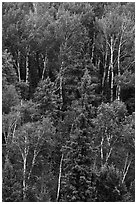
(28, 151, 37, 181)
(110, 36, 114, 102)
(56, 153, 64, 202)
(116, 36, 122, 101)
(26, 54, 29, 84)
(23, 157, 27, 201)
(122, 157, 132, 184)
(36, 52, 41, 78)
(91, 32, 95, 64)
(100, 136, 104, 167)
(98, 57, 100, 70)
(59, 60, 64, 110)
(17, 50, 21, 82)
(107, 64, 111, 84)
(42, 53, 48, 80)
(102, 43, 108, 95)
(105, 147, 112, 164)
(33, 3, 37, 14)
(22, 135, 28, 201)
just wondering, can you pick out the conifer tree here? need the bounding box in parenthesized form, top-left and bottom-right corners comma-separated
(60, 112, 96, 201)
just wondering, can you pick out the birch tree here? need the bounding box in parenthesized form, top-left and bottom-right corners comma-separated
(94, 100, 127, 167)
(12, 117, 55, 201)
(97, 3, 134, 102)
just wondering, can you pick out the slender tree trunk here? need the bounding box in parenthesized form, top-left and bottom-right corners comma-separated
(17, 50, 21, 82)
(102, 43, 108, 95)
(42, 53, 48, 80)
(100, 136, 104, 167)
(56, 153, 64, 202)
(59, 60, 64, 110)
(22, 135, 28, 201)
(36, 52, 41, 78)
(97, 57, 100, 70)
(26, 54, 29, 84)
(110, 36, 114, 102)
(33, 3, 37, 14)
(107, 64, 111, 84)
(123, 153, 128, 174)
(102, 71, 106, 96)
(91, 32, 95, 64)
(15, 50, 23, 105)
(105, 147, 112, 164)
(12, 120, 17, 141)
(28, 151, 37, 181)
(122, 158, 132, 184)
(117, 36, 122, 101)
(23, 158, 27, 201)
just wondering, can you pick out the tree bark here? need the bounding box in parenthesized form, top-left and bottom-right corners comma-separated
(26, 54, 29, 84)
(27, 150, 38, 181)
(102, 43, 108, 95)
(105, 147, 112, 164)
(100, 136, 104, 167)
(59, 60, 64, 110)
(23, 156, 27, 201)
(116, 35, 122, 101)
(42, 53, 48, 80)
(22, 135, 29, 201)
(91, 32, 95, 64)
(33, 3, 37, 14)
(17, 50, 21, 82)
(110, 36, 114, 102)
(122, 157, 132, 184)
(56, 153, 63, 202)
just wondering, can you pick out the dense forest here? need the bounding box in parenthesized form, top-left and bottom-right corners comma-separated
(2, 2, 135, 202)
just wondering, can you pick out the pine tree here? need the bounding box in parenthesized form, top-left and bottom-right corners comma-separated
(33, 77, 59, 119)
(60, 112, 95, 201)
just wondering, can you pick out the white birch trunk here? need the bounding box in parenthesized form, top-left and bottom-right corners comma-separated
(42, 54, 48, 80)
(22, 135, 29, 201)
(33, 3, 37, 14)
(122, 159, 132, 184)
(117, 36, 122, 101)
(102, 43, 108, 93)
(105, 147, 112, 164)
(28, 151, 37, 181)
(17, 50, 21, 82)
(101, 136, 104, 167)
(59, 61, 64, 110)
(110, 36, 114, 102)
(26, 54, 29, 84)
(56, 153, 64, 202)
(91, 32, 95, 64)
(23, 156, 27, 201)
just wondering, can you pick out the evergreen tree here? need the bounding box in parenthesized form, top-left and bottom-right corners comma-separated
(60, 113, 95, 201)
